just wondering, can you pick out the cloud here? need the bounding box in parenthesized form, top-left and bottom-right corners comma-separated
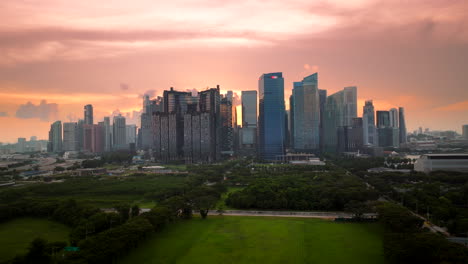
(141, 89, 157, 99)
(15, 100, 58, 121)
(120, 83, 130, 91)
(0, 112, 7, 117)
(434, 101, 468, 112)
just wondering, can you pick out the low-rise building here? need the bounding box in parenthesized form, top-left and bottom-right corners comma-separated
(414, 154, 468, 173)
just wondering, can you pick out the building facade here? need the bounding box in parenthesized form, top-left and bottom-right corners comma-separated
(258, 72, 286, 160)
(362, 100, 377, 146)
(291, 73, 320, 152)
(63, 122, 79, 151)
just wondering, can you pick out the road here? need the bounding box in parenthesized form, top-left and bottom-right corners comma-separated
(102, 208, 376, 219)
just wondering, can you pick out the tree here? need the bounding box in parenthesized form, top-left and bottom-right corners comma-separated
(344, 200, 370, 219)
(192, 195, 217, 219)
(114, 203, 131, 223)
(131, 204, 140, 218)
(25, 238, 50, 264)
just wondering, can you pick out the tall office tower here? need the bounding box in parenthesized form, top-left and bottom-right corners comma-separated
(48, 121, 62, 153)
(362, 100, 377, 146)
(343, 86, 358, 127)
(113, 114, 127, 150)
(126, 124, 137, 145)
(322, 86, 357, 153)
(318, 89, 327, 151)
(389, 108, 399, 128)
(63, 122, 79, 151)
(84, 104, 93, 125)
(377, 110, 399, 148)
(16, 138, 26, 153)
(323, 91, 344, 152)
(220, 96, 233, 155)
(143, 94, 151, 114)
(399, 107, 407, 144)
(376, 111, 390, 128)
(103, 117, 112, 151)
(241, 90, 257, 153)
(77, 119, 84, 151)
(258, 72, 285, 160)
(226, 91, 233, 103)
(289, 94, 295, 149)
(463, 125, 468, 140)
(338, 118, 364, 152)
(292, 73, 320, 152)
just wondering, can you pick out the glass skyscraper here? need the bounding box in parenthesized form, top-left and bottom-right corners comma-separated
(241, 90, 257, 147)
(399, 107, 407, 144)
(292, 73, 320, 152)
(363, 100, 376, 146)
(258, 72, 285, 160)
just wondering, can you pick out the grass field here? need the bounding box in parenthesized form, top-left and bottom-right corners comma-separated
(0, 218, 70, 262)
(120, 216, 384, 264)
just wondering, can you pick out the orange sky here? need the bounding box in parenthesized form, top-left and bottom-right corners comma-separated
(1, 0, 468, 143)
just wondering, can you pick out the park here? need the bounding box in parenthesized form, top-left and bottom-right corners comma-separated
(120, 216, 385, 264)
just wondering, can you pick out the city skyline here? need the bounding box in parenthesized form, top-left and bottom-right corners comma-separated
(1, 0, 468, 142)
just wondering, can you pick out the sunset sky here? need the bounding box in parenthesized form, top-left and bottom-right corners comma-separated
(1, 0, 468, 143)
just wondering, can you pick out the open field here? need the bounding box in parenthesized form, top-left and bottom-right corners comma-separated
(120, 216, 384, 264)
(0, 218, 70, 262)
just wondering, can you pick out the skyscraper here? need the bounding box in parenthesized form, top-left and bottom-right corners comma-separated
(291, 73, 320, 152)
(113, 115, 127, 150)
(241, 90, 257, 152)
(16, 138, 26, 153)
(220, 96, 233, 155)
(343, 86, 358, 127)
(318, 89, 327, 151)
(63, 122, 79, 151)
(399, 107, 407, 144)
(84, 104, 93, 125)
(77, 119, 84, 151)
(103, 117, 112, 151)
(376, 111, 390, 128)
(462, 125, 468, 140)
(48, 121, 62, 152)
(362, 100, 376, 146)
(258, 72, 285, 160)
(377, 110, 399, 148)
(126, 124, 137, 145)
(389, 108, 399, 128)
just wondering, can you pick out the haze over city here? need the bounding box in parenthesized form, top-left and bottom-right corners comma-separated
(1, 0, 468, 143)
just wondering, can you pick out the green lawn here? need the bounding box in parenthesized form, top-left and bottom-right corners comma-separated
(120, 216, 385, 264)
(0, 218, 70, 262)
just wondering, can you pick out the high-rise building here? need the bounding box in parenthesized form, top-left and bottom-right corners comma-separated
(291, 73, 320, 152)
(103, 117, 112, 151)
(399, 107, 407, 144)
(84, 104, 93, 125)
(338, 118, 364, 152)
(377, 110, 399, 148)
(77, 119, 84, 151)
(258, 72, 286, 160)
(82, 124, 93, 152)
(343, 86, 358, 127)
(389, 108, 399, 128)
(318, 89, 327, 151)
(362, 100, 377, 146)
(220, 96, 233, 155)
(163, 87, 191, 114)
(113, 115, 127, 150)
(63, 122, 79, 151)
(48, 121, 62, 152)
(155, 112, 182, 161)
(289, 94, 295, 149)
(198, 86, 221, 161)
(322, 86, 357, 153)
(241, 90, 257, 152)
(376, 111, 390, 128)
(126, 124, 137, 145)
(92, 123, 105, 153)
(462, 125, 468, 140)
(16, 138, 26, 153)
